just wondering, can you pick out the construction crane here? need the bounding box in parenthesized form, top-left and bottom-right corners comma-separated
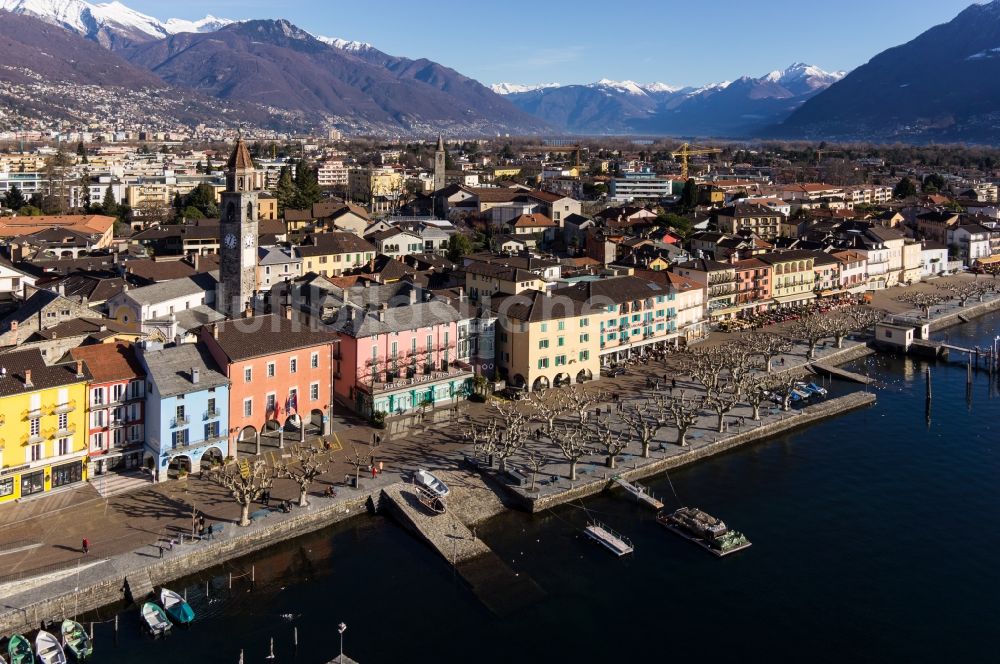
(815, 148, 843, 165)
(670, 143, 722, 180)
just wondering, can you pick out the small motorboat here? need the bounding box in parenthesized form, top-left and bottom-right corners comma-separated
(799, 381, 828, 397)
(159, 588, 195, 625)
(413, 469, 449, 498)
(141, 601, 172, 636)
(7, 634, 33, 664)
(60, 620, 93, 660)
(34, 630, 66, 664)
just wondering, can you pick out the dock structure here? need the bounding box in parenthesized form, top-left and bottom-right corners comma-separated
(809, 362, 873, 385)
(584, 521, 634, 557)
(380, 483, 489, 564)
(610, 476, 663, 510)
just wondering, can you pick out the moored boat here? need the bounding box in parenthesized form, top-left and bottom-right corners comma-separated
(34, 630, 67, 664)
(159, 588, 196, 625)
(6, 635, 32, 664)
(656, 506, 751, 557)
(141, 601, 173, 636)
(60, 620, 93, 660)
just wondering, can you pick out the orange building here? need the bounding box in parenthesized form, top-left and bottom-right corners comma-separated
(200, 314, 336, 453)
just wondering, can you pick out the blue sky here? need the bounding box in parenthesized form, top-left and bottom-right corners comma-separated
(127, 0, 980, 86)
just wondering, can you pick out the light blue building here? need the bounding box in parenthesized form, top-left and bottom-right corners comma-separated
(138, 343, 231, 481)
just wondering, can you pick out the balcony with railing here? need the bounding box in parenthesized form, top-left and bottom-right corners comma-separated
(171, 415, 190, 428)
(204, 409, 222, 421)
(51, 400, 77, 415)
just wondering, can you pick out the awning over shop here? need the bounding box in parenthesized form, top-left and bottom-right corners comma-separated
(772, 293, 816, 305)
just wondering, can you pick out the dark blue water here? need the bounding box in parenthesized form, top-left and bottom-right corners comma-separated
(82, 314, 1000, 664)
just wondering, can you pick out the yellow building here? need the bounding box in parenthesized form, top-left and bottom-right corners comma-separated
(492, 290, 601, 392)
(492, 167, 522, 179)
(297, 232, 377, 278)
(0, 350, 89, 504)
(758, 250, 817, 307)
(347, 167, 405, 214)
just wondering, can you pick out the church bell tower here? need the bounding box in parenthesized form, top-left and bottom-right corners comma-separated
(217, 138, 260, 319)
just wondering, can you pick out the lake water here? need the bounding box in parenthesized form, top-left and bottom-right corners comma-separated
(81, 314, 1000, 663)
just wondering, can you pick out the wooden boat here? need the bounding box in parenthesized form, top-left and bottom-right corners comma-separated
(414, 484, 446, 514)
(60, 620, 93, 660)
(141, 601, 172, 636)
(34, 630, 67, 664)
(6, 634, 32, 664)
(160, 588, 195, 625)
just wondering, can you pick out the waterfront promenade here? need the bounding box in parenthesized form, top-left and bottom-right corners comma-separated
(1, 280, 997, 637)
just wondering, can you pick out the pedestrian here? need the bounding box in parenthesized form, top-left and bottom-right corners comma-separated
(262, 489, 270, 507)
(379, 461, 384, 473)
(371, 465, 377, 479)
(82, 538, 89, 555)
(672, 378, 677, 389)
(157, 544, 163, 558)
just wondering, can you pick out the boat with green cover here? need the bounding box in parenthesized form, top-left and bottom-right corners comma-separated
(6, 635, 32, 664)
(159, 588, 195, 625)
(61, 620, 93, 660)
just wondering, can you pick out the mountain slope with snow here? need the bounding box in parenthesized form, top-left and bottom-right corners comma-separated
(500, 64, 844, 135)
(0, 0, 233, 46)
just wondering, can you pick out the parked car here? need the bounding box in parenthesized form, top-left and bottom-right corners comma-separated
(603, 366, 627, 377)
(413, 469, 450, 498)
(499, 387, 525, 400)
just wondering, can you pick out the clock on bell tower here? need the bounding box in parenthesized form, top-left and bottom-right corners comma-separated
(217, 138, 260, 319)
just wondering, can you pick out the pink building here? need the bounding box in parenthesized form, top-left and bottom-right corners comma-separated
(331, 285, 472, 418)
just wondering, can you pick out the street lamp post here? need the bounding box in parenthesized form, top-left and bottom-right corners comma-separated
(338, 622, 347, 663)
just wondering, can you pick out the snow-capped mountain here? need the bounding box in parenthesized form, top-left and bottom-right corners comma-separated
(163, 14, 232, 34)
(0, 0, 236, 46)
(500, 64, 845, 136)
(490, 82, 561, 95)
(315, 35, 374, 52)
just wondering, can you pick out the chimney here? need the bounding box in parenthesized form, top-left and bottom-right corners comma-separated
(212, 323, 219, 339)
(76, 360, 84, 378)
(409, 288, 417, 305)
(244, 304, 253, 319)
(58, 283, 65, 296)
(283, 304, 292, 320)
(458, 286, 465, 301)
(193, 253, 200, 271)
(24, 369, 32, 388)
(192, 367, 200, 384)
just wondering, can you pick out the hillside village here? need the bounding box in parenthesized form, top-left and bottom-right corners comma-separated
(0, 134, 999, 504)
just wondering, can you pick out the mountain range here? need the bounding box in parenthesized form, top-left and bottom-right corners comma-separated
(0, 0, 998, 141)
(773, 0, 1000, 143)
(492, 64, 846, 136)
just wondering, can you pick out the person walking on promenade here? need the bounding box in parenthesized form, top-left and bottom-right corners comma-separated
(371, 464, 377, 479)
(82, 538, 89, 555)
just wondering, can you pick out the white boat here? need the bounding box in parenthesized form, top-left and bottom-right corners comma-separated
(413, 469, 450, 498)
(159, 588, 195, 625)
(34, 630, 66, 664)
(141, 601, 172, 636)
(1, 653, 8, 664)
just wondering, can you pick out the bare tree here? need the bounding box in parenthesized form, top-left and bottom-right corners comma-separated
(211, 459, 275, 527)
(526, 389, 568, 434)
(520, 449, 545, 492)
(620, 400, 665, 459)
(743, 331, 793, 373)
(677, 346, 728, 393)
(466, 417, 500, 464)
(785, 315, 831, 360)
(741, 374, 773, 421)
(491, 401, 529, 471)
(346, 443, 374, 488)
(587, 416, 630, 469)
(665, 392, 701, 446)
(770, 373, 801, 412)
(563, 385, 604, 425)
(550, 424, 590, 480)
(896, 291, 946, 320)
(703, 388, 739, 433)
(274, 445, 328, 507)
